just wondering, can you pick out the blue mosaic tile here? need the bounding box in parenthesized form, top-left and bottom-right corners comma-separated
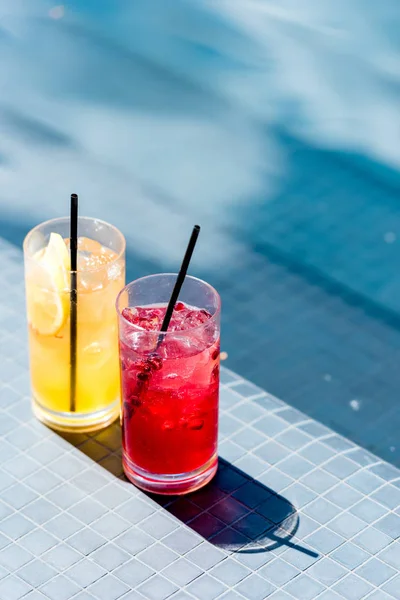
(219, 440, 247, 463)
(114, 528, 155, 556)
(257, 494, 296, 526)
(232, 512, 273, 541)
(365, 591, 395, 600)
(355, 557, 397, 587)
(331, 541, 370, 569)
(220, 369, 241, 386)
(138, 543, 178, 571)
(283, 573, 325, 600)
(253, 395, 284, 411)
(87, 574, 130, 600)
(66, 528, 106, 555)
(210, 497, 250, 526)
(235, 573, 276, 599)
(114, 558, 155, 587)
(378, 542, 400, 571)
(280, 545, 320, 570)
(283, 484, 317, 510)
(231, 403, 265, 424)
(259, 558, 300, 587)
(231, 427, 266, 451)
(0, 544, 34, 570)
(353, 527, 393, 554)
(276, 408, 307, 425)
(43, 543, 83, 571)
(232, 481, 272, 509)
(382, 574, 400, 599)
(305, 527, 345, 554)
(22, 498, 60, 525)
(18, 529, 58, 555)
(65, 559, 106, 588)
(302, 498, 340, 525)
(219, 388, 242, 412)
(117, 498, 155, 525)
(307, 557, 347, 586)
(24, 469, 63, 495)
(90, 543, 130, 571)
(345, 449, 379, 467)
(138, 512, 179, 540)
(300, 469, 338, 494)
(231, 382, 265, 398)
(234, 454, 268, 478)
(324, 484, 364, 509)
(275, 455, 314, 479)
(294, 515, 320, 539)
(185, 543, 226, 570)
(374, 513, 400, 539)
(254, 441, 291, 465)
(313, 592, 343, 600)
(275, 429, 311, 451)
(254, 415, 288, 438)
(323, 456, 359, 479)
(190, 513, 226, 540)
(190, 484, 227, 510)
(323, 436, 355, 453)
(68, 498, 107, 526)
(298, 422, 331, 438)
(1, 513, 35, 540)
(46, 484, 86, 511)
(368, 463, 400, 482)
(371, 484, 400, 510)
(214, 467, 249, 494)
(39, 575, 80, 600)
(186, 573, 227, 600)
(349, 498, 388, 524)
(328, 513, 367, 538)
(17, 558, 57, 587)
(333, 574, 374, 600)
(258, 469, 293, 493)
(91, 513, 131, 540)
(347, 471, 385, 495)
(210, 558, 251, 586)
(209, 526, 250, 552)
(163, 557, 203, 587)
(137, 574, 179, 600)
(0, 575, 32, 600)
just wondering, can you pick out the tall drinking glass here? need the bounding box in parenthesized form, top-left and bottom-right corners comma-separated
(117, 274, 221, 494)
(24, 216, 125, 432)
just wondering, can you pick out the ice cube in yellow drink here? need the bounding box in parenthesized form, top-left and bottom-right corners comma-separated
(25, 234, 125, 431)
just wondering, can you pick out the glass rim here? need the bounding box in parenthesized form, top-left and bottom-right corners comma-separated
(23, 215, 126, 273)
(116, 273, 221, 335)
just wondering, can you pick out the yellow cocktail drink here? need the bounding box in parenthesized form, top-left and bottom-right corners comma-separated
(24, 217, 125, 432)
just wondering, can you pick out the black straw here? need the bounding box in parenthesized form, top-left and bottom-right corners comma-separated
(157, 225, 200, 348)
(69, 193, 78, 412)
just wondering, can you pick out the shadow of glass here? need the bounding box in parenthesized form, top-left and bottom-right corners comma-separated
(59, 422, 318, 559)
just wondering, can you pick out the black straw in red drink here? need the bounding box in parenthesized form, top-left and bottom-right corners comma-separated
(69, 193, 78, 412)
(157, 225, 200, 349)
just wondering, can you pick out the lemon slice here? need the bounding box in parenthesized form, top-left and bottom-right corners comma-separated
(27, 233, 71, 336)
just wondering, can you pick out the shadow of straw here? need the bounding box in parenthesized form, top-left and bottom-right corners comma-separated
(60, 423, 318, 558)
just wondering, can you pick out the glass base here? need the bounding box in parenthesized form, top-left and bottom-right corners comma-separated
(123, 452, 218, 495)
(32, 395, 120, 433)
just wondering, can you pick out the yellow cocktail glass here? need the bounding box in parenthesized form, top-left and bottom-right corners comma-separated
(24, 216, 125, 432)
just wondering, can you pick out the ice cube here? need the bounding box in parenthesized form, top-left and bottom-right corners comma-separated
(107, 261, 122, 280)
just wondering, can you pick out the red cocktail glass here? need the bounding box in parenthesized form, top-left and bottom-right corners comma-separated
(116, 274, 221, 494)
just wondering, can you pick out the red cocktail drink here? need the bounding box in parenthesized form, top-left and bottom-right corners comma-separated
(117, 275, 220, 494)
